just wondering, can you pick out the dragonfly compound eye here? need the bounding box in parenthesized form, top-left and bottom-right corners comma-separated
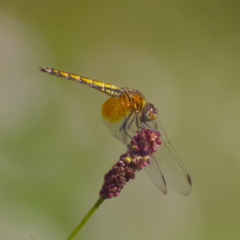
(141, 103, 158, 122)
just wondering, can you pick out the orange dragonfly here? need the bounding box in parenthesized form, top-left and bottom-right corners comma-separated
(41, 67, 192, 195)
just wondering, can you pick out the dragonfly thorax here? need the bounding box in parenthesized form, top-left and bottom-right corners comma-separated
(119, 88, 146, 111)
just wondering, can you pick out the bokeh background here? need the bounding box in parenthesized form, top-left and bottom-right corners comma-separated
(0, 1, 239, 240)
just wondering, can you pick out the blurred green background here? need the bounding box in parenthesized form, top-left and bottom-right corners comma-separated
(0, 1, 239, 240)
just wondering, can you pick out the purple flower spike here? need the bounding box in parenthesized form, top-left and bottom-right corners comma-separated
(99, 128, 161, 199)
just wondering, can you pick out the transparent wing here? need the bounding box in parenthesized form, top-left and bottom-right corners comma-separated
(144, 156, 168, 194)
(146, 118, 192, 195)
(102, 95, 140, 145)
(102, 96, 191, 195)
(102, 108, 138, 145)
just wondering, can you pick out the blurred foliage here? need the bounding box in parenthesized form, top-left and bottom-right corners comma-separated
(0, 1, 239, 240)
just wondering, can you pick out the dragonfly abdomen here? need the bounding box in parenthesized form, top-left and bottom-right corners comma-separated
(40, 67, 121, 96)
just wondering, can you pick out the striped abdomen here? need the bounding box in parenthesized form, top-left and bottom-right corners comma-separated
(40, 67, 121, 96)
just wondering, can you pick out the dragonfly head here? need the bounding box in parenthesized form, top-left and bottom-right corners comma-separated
(140, 103, 157, 123)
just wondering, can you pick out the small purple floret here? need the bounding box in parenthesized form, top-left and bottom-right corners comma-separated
(99, 128, 161, 199)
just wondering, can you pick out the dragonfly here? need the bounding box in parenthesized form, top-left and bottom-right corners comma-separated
(40, 67, 192, 195)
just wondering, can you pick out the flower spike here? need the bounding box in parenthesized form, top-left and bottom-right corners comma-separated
(100, 128, 161, 199)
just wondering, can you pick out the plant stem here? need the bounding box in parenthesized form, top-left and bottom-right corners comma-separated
(67, 196, 105, 240)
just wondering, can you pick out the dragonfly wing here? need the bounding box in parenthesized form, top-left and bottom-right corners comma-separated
(102, 96, 192, 195)
(148, 118, 192, 195)
(102, 96, 139, 145)
(144, 158, 168, 194)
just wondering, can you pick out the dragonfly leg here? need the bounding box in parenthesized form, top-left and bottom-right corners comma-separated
(119, 111, 135, 142)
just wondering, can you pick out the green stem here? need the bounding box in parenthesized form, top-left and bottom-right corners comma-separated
(67, 196, 105, 240)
